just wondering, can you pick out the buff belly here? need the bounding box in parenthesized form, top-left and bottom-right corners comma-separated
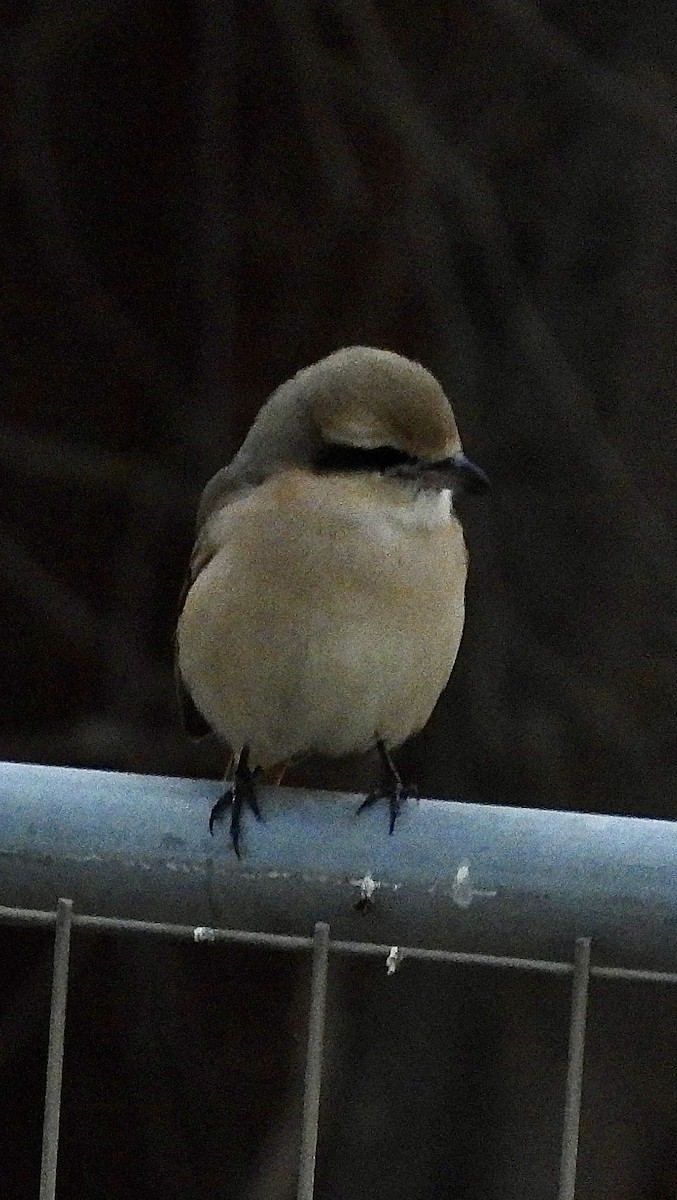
(176, 470, 468, 768)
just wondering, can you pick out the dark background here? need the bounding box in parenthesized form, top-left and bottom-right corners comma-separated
(1, 2, 676, 1197)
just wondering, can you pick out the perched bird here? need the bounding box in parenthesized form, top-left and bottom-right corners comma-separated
(176, 346, 488, 854)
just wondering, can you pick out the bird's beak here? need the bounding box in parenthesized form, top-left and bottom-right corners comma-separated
(451, 452, 490, 494)
(420, 452, 490, 494)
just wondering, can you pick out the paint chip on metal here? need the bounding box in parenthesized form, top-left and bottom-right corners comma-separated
(351, 872, 381, 912)
(193, 926, 217, 942)
(386, 946, 403, 975)
(452, 860, 497, 909)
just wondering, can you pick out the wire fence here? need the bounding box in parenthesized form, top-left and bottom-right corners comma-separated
(2, 884, 676, 1198)
(4, 757, 677, 1198)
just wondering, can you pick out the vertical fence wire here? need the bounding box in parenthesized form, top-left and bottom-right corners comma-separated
(557, 937, 592, 1200)
(4, 893, 670, 1197)
(39, 897, 73, 1200)
(297, 921, 330, 1200)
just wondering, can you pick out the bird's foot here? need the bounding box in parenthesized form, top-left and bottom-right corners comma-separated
(209, 747, 261, 857)
(356, 739, 417, 834)
(356, 781, 417, 833)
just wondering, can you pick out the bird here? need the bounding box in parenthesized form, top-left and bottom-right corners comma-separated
(175, 346, 488, 855)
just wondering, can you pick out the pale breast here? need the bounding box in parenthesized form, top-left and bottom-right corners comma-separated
(177, 470, 468, 765)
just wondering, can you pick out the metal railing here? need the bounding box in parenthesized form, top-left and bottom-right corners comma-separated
(1, 761, 677, 1198)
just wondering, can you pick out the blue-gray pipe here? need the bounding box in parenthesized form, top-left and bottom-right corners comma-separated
(0, 760, 675, 971)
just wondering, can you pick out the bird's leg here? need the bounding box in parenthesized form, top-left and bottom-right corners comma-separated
(356, 739, 416, 833)
(209, 746, 262, 857)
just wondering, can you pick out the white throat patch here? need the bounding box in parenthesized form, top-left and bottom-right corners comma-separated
(388, 487, 452, 529)
(357, 487, 453, 550)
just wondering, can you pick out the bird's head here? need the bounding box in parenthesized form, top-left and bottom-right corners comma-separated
(217, 347, 488, 512)
(305, 347, 489, 498)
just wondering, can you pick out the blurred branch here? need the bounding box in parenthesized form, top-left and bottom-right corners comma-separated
(0, 517, 169, 712)
(6, 0, 133, 49)
(103, 508, 169, 723)
(0, 718, 218, 776)
(485, 0, 677, 143)
(268, 0, 365, 214)
(192, 0, 238, 478)
(335, 1, 677, 616)
(10, 0, 194, 457)
(0, 516, 131, 660)
(0, 423, 187, 509)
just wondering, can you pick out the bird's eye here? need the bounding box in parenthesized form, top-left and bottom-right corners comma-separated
(317, 442, 417, 473)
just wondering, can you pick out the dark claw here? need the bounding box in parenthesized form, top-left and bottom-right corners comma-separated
(356, 784, 416, 833)
(389, 791, 401, 835)
(209, 787, 234, 837)
(209, 747, 261, 856)
(356, 739, 417, 833)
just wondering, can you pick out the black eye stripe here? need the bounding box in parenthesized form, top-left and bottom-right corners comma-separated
(317, 442, 419, 473)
